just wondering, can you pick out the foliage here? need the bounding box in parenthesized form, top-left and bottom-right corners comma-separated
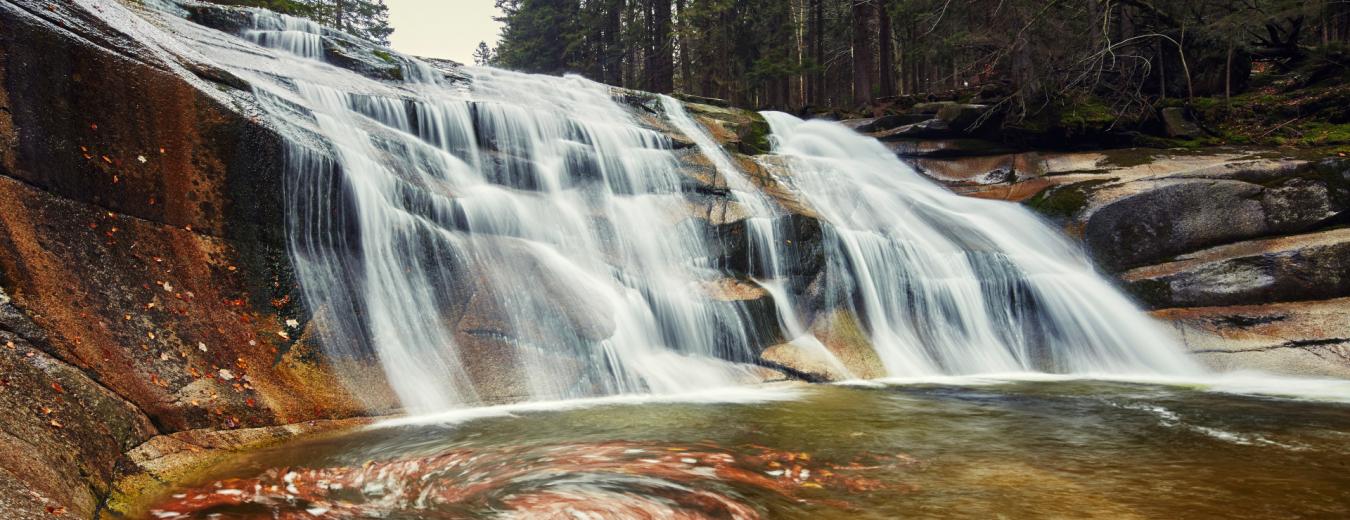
(485, 0, 1350, 123)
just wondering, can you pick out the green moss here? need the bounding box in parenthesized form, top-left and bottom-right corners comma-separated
(1025, 179, 1113, 220)
(372, 49, 397, 64)
(739, 115, 772, 155)
(1065, 98, 1116, 126)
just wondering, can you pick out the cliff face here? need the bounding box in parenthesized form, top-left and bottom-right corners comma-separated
(2, 1, 1347, 518)
(0, 1, 394, 517)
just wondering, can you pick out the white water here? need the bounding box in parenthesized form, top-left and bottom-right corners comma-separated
(244, 10, 323, 59)
(163, 4, 1205, 413)
(758, 112, 1202, 376)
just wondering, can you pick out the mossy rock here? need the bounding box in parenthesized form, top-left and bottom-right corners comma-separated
(1025, 179, 1114, 221)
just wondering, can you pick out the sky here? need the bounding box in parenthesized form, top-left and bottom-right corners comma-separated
(386, 0, 504, 65)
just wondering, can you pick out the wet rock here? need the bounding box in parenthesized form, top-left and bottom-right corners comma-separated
(0, 331, 156, 519)
(106, 416, 374, 518)
(1122, 228, 1350, 308)
(840, 114, 926, 133)
(0, 0, 389, 433)
(1160, 107, 1202, 138)
(760, 309, 886, 381)
(702, 213, 825, 280)
(683, 102, 772, 155)
(935, 103, 991, 131)
(883, 138, 1013, 158)
(1154, 298, 1350, 379)
(871, 119, 954, 140)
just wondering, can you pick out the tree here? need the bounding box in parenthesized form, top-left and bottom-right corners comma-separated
(473, 41, 495, 66)
(851, 0, 877, 105)
(647, 0, 675, 92)
(324, 0, 394, 45)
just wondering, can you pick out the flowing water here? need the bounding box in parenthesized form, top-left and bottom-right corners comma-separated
(142, 379, 1350, 519)
(179, 3, 1206, 412)
(757, 112, 1201, 376)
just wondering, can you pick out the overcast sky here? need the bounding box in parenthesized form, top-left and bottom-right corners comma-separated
(386, 0, 504, 65)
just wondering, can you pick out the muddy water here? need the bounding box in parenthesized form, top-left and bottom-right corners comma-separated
(145, 380, 1350, 519)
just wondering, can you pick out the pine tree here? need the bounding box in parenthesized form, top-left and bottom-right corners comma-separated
(474, 41, 496, 66)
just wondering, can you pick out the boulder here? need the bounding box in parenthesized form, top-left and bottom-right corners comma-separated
(839, 114, 926, 133)
(682, 102, 773, 155)
(883, 138, 1013, 158)
(1154, 298, 1350, 379)
(1122, 228, 1350, 309)
(935, 103, 991, 131)
(871, 119, 954, 140)
(1077, 162, 1347, 271)
(760, 309, 886, 381)
(1160, 107, 1202, 138)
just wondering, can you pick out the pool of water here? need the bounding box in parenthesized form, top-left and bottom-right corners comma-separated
(144, 378, 1350, 519)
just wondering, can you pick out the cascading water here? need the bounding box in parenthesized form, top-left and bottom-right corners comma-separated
(659, 96, 855, 378)
(214, 21, 774, 411)
(181, 5, 1197, 414)
(757, 112, 1202, 376)
(244, 10, 324, 59)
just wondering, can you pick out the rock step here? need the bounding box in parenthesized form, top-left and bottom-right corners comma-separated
(1153, 297, 1350, 379)
(1122, 228, 1350, 309)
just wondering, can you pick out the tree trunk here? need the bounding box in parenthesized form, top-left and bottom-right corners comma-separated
(675, 0, 692, 92)
(605, 0, 625, 85)
(851, 0, 877, 105)
(647, 0, 674, 92)
(877, 0, 896, 97)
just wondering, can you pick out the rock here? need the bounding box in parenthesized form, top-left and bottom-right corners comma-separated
(702, 213, 825, 280)
(935, 103, 991, 131)
(871, 119, 954, 140)
(1081, 173, 1345, 271)
(0, 0, 392, 432)
(1122, 228, 1350, 308)
(909, 153, 1046, 185)
(883, 138, 1013, 158)
(105, 416, 374, 518)
(839, 114, 925, 133)
(0, 331, 156, 519)
(1160, 107, 1202, 138)
(760, 309, 886, 381)
(761, 341, 853, 382)
(681, 102, 772, 155)
(1154, 298, 1350, 379)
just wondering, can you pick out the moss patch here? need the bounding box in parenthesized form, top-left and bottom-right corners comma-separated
(1025, 178, 1114, 220)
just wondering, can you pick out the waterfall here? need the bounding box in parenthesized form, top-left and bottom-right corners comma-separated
(758, 112, 1201, 376)
(182, 6, 1198, 413)
(244, 10, 324, 59)
(228, 22, 770, 410)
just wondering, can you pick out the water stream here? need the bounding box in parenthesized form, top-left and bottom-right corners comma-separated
(191, 6, 1208, 413)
